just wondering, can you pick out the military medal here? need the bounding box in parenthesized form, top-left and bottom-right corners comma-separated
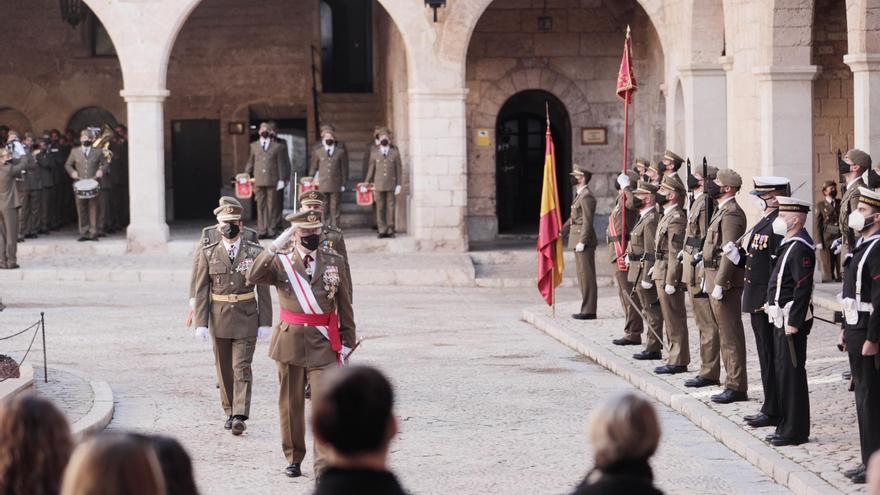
(323, 265, 340, 299)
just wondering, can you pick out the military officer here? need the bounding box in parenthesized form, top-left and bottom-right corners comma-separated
(246, 210, 356, 479)
(193, 202, 272, 436)
(659, 150, 684, 177)
(764, 196, 815, 447)
(609, 170, 645, 347)
(724, 176, 789, 427)
(644, 160, 662, 186)
(835, 149, 870, 260)
(653, 175, 689, 374)
(37, 134, 55, 235)
(815, 180, 841, 282)
(268, 121, 293, 233)
(308, 124, 349, 227)
(0, 149, 26, 269)
(626, 180, 664, 360)
(64, 129, 108, 241)
(7, 131, 29, 242)
(364, 128, 403, 238)
(563, 166, 597, 320)
(299, 189, 352, 301)
(245, 122, 290, 238)
(363, 126, 384, 231)
(683, 165, 722, 388)
(634, 158, 649, 181)
(703, 169, 748, 404)
(839, 187, 880, 484)
(20, 134, 41, 239)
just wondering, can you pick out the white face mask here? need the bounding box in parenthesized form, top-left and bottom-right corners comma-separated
(754, 197, 767, 213)
(771, 217, 789, 236)
(849, 211, 871, 232)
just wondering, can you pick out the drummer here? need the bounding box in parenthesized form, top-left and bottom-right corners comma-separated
(64, 129, 108, 241)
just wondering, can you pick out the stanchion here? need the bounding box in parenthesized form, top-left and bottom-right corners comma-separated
(41, 312, 47, 383)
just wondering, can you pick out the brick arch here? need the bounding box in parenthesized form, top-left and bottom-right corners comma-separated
(846, 0, 880, 53)
(758, 0, 816, 65)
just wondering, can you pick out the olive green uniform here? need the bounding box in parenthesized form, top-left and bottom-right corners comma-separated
(565, 185, 597, 315)
(626, 207, 663, 353)
(683, 194, 720, 380)
(653, 203, 689, 366)
(607, 188, 643, 341)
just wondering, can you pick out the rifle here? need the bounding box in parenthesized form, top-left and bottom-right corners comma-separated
(685, 158, 694, 206)
(622, 258, 670, 353)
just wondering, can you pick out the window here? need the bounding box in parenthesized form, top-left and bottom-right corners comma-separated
(91, 14, 116, 57)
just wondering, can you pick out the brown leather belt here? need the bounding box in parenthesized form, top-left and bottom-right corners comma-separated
(211, 292, 255, 303)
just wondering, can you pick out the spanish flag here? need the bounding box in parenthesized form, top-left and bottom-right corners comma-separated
(537, 120, 564, 306)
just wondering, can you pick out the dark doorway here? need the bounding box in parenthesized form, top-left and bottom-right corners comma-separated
(67, 106, 119, 135)
(171, 120, 221, 219)
(320, 0, 373, 93)
(496, 91, 571, 233)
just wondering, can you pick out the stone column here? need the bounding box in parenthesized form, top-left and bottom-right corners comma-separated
(408, 88, 468, 251)
(752, 66, 819, 201)
(678, 63, 727, 167)
(844, 53, 880, 156)
(120, 89, 171, 252)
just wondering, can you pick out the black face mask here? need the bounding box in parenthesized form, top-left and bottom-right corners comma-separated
(654, 193, 669, 206)
(81, 140, 92, 147)
(219, 223, 240, 239)
(626, 195, 643, 211)
(686, 174, 700, 190)
(570, 176, 579, 186)
(866, 169, 880, 189)
(828, 189, 838, 198)
(380, 139, 389, 146)
(839, 157, 853, 175)
(324, 139, 335, 147)
(706, 181, 722, 199)
(260, 131, 269, 138)
(301, 234, 320, 251)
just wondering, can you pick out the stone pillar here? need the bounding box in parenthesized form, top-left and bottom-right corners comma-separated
(844, 53, 880, 156)
(408, 88, 468, 251)
(678, 63, 727, 166)
(752, 66, 819, 202)
(120, 89, 171, 253)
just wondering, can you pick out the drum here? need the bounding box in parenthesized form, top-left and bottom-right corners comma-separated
(356, 182, 374, 206)
(73, 179, 100, 200)
(234, 173, 254, 199)
(299, 176, 319, 196)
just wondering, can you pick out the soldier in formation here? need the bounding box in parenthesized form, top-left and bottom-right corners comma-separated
(563, 166, 597, 320)
(308, 125, 349, 228)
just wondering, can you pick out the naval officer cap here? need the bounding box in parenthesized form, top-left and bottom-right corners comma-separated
(214, 203, 242, 222)
(299, 189, 325, 206)
(750, 176, 791, 196)
(716, 169, 742, 188)
(858, 187, 880, 209)
(285, 210, 323, 229)
(776, 196, 811, 213)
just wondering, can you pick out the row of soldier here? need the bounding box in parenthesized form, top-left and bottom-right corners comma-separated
(568, 149, 880, 484)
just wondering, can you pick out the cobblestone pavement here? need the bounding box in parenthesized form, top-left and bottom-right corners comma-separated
(528, 283, 861, 494)
(1, 281, 788, 494)
(32, 367, 94, 424)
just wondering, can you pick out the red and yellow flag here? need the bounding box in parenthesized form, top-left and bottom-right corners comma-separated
(537, 123, 564, 306)
(616, 26, 637, 104)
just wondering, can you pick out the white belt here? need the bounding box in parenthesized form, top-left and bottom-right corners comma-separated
(841, 297, 873, 325)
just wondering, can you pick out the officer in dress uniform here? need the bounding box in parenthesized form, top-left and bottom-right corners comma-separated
(653, 175, 689, 374)
(247, 210, 356, 479)
(644, 160, 662, 186)
(193, 202, 273, 436)
(246, 122, 290, 239)
(625, 180, 664, 361)
(364, 128, 402, 238)
(835, 149, 870, 260)
(659, 150, 684, 177)
(610, 170, 645, 347)
(0, 149, 27, 269)
(703, 169, 749, 404)
(839, 187, 880, 485)
(764, 196, 815, 447)
(724, 176, 790, 426)
(64, 129, 108, 242)
(815, 180, 841, 282)
(299, 189, 352, 301)
(562, 166, 597, 320)
(683, 165, 722, 388)
(308, 125, 349, 228)
(20, 134, 41, 239)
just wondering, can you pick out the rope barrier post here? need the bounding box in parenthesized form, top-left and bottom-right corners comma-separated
(41, 312, 47, 383)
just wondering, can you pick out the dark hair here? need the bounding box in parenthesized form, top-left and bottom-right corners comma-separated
(0, 394, 74, 495)
(312, 366, 394, 455)
(149, 436, 199, 495)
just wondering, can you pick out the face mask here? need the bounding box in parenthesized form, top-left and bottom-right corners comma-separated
(839, 158, 853, 175)
(828, 189, 838, 198)
(380, 139, 389, 146)
(324, 139, 335, 147)
(569, 176, 579, 186)
(706, 181, 722, 199)
(260, 131, 269, 138)
(686, 174, 700, 190)
(301, 234, 320, 251)
(654, 193, 669, 206)
(626, 195, 643, 211)
(81, 141, 92, 147)
(863, 169, 880, 189)
(849, 211, 874, 232)
(219, 223, 240, 239)
(771, 217, 789, 236)
(754, 197, 767, 212)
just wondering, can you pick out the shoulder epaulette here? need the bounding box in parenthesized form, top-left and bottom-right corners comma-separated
(202, 240, 220, 250)
(320, 246, 343, 258)
(324, 224, 342, 234)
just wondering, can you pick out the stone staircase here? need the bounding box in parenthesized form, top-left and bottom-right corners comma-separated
(317, 92, 383, 229)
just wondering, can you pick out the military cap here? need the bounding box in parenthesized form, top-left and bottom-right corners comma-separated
(377, 127, 392, 137)
(634, 180, 658, 194)
(859, 187, 880, 208)
(299, 189, 325, 206)
(218, 196, 242, 208)
(648, 161, 662, 174)
(845, 149, 872, 172)
(569, 165, 593, 181)
(697, 165, 719, 180)
(822, 179, 837, 189)
(776, 196, 811, 213)
(285, 209, 323, 229)
(319, 124, 337, 135)
(214, 203, 242, 222)
(663, 150, 684, 168)
(659, 174, 686, 196)
(716, 169, 742, 188)
(625, 170, 640, 184)
(749, 176, 790, 196)
(634, 158, 650, 170)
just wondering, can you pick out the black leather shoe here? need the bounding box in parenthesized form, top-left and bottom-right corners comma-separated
(632, 351, 662, 360)
(5, 264, 19, 270)
(685, 376, 720, 388)
(571, 313, 597, 320)
(769, 436, 807, 447)
(77, 236, 88, 242)
(844, 465, 866, 479)
(710, 389, 748, 404)
(743, 412, 763, 422)
(25, 233, 37, 239)
(852, 471, 867, 484)
(285, 463, 302, 478)
(231, 417, 246, 436)
(612, 337, 641, 346)
(654, 364, 687, 374)
(224, 416, 233, 430)
(746, 414, 779, 428)
(764, 433, 779, 442)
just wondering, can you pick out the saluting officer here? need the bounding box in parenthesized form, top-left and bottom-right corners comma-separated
(245, 122, 290, 239)
(299, 189, 352, 301)
(724, 176, 790, 426)
(308, 124, 349, 227)
(563, 166, 597, 320)
(764, 196, 815, 447)
(247, 210, 356, 479)
(703, 169, 748, 404)
(609, 170, 644, 346)
(364, 127, 402, 238)
(653, 175, 689, 374)
(193, 202, 273, 436)
(835, 149, 870, 259)
(839, 187, 880, 485)
(683, 165, 721, 388)
(626, 180, 664, 361)
(815, 180, 841, 282)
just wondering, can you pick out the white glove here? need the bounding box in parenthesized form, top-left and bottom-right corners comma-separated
(647, 266, 654, 277)
(831, 238, 842, 255)
(724, 245, 741, 264)
(359, 185, 368, 193)
(194, 326, 210, 342)
(276, 180, 285, 191)
(664, 284, 675, 295)
(640, 280, 653, 290)
(394, 184, 401, 196)
(340, 186, 345, 192)
(575, 242, 585, 252)
(270, 226, 295, 254)
(338, 345, 353, 365)
(624, 256, 631, 268)
(676, 250, 684, 262)
(711, 285, 724, 300)
(815, 243, 823, 250)
(257, 326, 272, 341)
(616, 173, 630, 188)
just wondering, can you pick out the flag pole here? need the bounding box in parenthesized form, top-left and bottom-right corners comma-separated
(546, 100, 556, 319)
(620, 25, 631, 256)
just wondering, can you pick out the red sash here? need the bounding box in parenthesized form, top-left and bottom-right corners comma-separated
(279, 308, 342, 353)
